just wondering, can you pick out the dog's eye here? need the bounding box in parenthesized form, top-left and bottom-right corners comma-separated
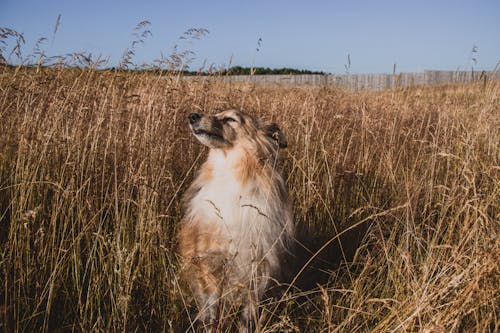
(222, 117, 237, 124)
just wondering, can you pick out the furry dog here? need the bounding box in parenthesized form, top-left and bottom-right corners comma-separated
(177, 109, 294, 330)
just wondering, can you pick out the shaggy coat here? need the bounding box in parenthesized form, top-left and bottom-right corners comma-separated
(177, 110, 294, 330)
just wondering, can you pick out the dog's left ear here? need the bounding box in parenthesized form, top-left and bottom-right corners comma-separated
(265, 123, 288, 148)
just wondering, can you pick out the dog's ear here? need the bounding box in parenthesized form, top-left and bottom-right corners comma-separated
(265, 123, 287, 148)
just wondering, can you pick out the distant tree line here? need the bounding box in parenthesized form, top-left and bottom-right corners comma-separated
(141, 66, 326, 75)
(216, 66, 326, 75)
(126, 66, 326, 76)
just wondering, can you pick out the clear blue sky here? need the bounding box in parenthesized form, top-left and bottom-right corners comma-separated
(1, 0, 499, 73)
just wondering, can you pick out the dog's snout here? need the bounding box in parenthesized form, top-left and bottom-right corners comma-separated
(189, 113, 201, 124)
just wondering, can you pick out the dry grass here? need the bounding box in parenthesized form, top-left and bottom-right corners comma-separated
(0, 64, 498, 332)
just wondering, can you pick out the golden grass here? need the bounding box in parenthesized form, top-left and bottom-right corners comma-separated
(0, 65, 498, 332)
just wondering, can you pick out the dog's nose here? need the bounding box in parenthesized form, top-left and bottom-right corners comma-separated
(189, 113, 201, 124)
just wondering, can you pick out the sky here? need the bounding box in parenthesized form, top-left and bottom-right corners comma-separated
(1, 0, 499, 73)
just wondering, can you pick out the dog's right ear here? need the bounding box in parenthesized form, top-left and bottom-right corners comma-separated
(265, 123, 288, 149)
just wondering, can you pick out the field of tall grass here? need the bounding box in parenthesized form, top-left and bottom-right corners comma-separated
(0, 67, 500, 332)
(0, 41, 499, 331)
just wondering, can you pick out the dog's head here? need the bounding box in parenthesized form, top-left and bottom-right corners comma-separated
(188, 110, 287, 151)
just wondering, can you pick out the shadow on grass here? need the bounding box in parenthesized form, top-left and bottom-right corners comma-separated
(291, 220, 369, 291)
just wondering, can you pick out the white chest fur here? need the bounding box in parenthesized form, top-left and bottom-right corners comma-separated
(187, 149, 282, 270)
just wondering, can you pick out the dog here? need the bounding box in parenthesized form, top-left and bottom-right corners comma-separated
(177, 109, 294, 331)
